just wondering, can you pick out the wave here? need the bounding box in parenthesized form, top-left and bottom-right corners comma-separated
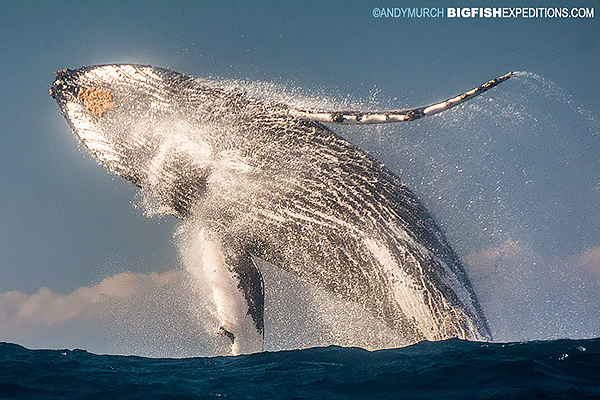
(2, 338, 599, 399)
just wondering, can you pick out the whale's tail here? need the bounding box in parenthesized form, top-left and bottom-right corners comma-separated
(290, 72, 513, 124)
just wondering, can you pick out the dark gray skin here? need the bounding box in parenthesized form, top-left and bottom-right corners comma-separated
(51, 65, 508, 353)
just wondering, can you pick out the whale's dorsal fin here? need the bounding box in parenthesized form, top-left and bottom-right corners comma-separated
(290, 72, 513, 124)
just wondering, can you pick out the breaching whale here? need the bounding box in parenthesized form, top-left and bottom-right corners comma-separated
(50, 65, 512, 354)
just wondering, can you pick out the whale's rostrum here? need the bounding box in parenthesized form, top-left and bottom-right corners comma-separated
(50, 65, 511, 354)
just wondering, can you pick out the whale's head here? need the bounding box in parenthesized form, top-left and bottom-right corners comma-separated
(51, 65, 171, 180)
(50, 65, 217, 218)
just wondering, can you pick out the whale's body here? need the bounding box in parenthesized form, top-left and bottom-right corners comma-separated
(51, 65, 510, 354)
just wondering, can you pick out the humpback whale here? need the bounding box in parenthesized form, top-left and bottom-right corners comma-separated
(50, 65, 512, 354)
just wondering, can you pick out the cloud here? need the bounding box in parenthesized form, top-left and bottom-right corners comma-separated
(4, 271, 175, 327)
(467, 240, 522, 262)
(576, 246, 600, 275)
(464, 241, 600, 342)
(465, 240, 526, 280)
(0, 270, 225, 357)
(467, 241, 600, 279)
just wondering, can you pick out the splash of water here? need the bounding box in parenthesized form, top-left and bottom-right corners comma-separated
(138, 70, 599, 351)
(49, 66, 599, 356)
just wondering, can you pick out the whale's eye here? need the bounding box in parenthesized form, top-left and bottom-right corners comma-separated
(77, 87, 116, 116)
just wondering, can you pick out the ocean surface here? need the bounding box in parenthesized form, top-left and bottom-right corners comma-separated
(1, 338, 599, 399)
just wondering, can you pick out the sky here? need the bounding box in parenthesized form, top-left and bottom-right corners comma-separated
(1, 1, 599, 357)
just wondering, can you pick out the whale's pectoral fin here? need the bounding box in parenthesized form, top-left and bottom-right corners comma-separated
(225, 248, 265, 342)
(198, 232, 264, 355)
(290, 72, 513, 125)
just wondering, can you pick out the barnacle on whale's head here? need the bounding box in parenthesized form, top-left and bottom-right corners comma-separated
(77, 87, 117, 116)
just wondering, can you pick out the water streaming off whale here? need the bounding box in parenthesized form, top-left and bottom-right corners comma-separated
(50, 65, 512, 354)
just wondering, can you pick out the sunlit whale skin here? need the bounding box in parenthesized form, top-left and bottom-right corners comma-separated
(50, 64, 511, 354)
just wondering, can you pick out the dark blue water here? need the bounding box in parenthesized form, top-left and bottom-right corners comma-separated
(1, 338, 599, 399)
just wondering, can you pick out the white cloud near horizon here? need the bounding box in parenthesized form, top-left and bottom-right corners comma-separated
(0, 270, 225, 357)
(467, 241, 600, 277)
(577, 246, 600, 275)
(466, 241, 600, 342)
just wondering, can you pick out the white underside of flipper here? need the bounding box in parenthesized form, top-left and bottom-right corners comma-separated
(183, 227, 263, 355)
